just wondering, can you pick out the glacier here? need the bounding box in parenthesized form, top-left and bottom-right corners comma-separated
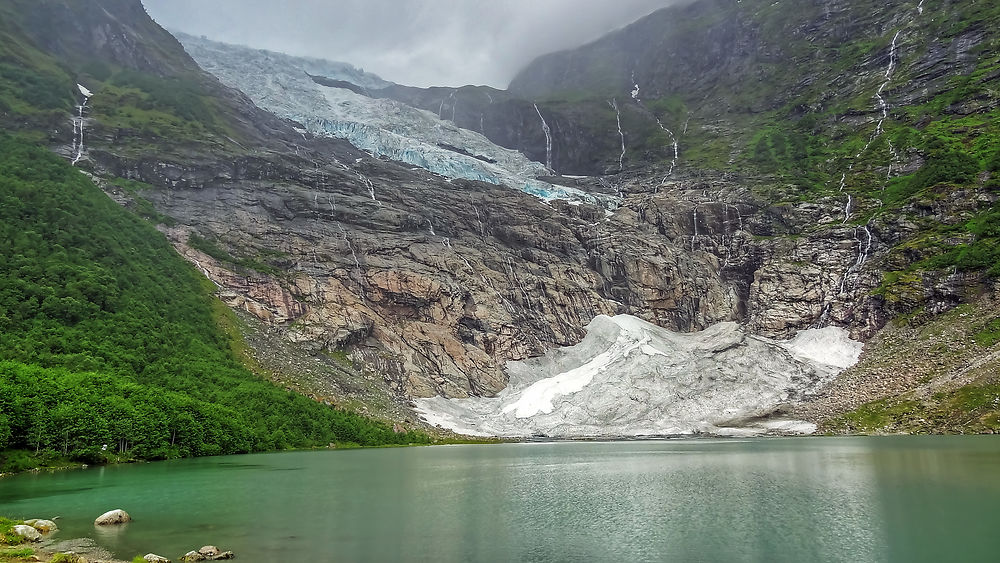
(178, 34, 609, 206)
(415, 315, 863, 437)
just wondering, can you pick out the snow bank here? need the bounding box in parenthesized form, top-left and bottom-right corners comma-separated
(415, 316, 863, 438)
(780, 326, 863, 369)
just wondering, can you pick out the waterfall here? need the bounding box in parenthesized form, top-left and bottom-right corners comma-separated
(855, 225, 873, 268)
(193, 259, 220, 289)
(533, 103, 554, 172)
(609, 98, 626, 171)
(728, 204, 744, 233)
(356, 172, 378, 203)
(873, 31, 902, 138)
(338, 224, 366, 302)
(439, 91, 456, 120)
(427, 219, 436, 237)
(691, 205, 699, 252)
(473, 205, 486, 238)
(71, 84, 91, 166)
(836, 24, 908, 225)
(837, 225, 874, 294)
(630, 76, 679, 183)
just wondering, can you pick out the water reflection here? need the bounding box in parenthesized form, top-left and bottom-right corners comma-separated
(1, 437, 998, 562)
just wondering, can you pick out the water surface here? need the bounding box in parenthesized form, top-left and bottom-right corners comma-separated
(2, 436, 999, 562)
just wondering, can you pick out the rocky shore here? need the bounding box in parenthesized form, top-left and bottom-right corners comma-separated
(4, 511, 234, 563)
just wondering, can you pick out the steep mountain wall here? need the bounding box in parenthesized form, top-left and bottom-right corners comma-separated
(3, 0, 998, 434)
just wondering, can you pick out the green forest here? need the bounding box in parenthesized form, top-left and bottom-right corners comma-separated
(0, 135, 428, 473)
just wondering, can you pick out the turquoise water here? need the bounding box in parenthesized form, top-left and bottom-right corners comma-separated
(2, 436, 999, 562)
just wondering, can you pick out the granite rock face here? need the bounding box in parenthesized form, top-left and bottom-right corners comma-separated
(42, 0, 996, 428)
(94, 143, 892, 400)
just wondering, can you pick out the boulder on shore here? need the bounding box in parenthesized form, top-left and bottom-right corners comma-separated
(179, 546, 235, 561)
(144, 554, 171, 563)
(94, 509, 131, 525)
(12, 524, 42, 542)
(24, 518, 58, 533)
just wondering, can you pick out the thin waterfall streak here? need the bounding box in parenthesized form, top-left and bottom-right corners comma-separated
(610, 98, 626, 171)
(533, 103, 554, 171)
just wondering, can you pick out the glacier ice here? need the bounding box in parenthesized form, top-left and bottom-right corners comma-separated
(415, 315, 862, 437)
(178, 35, 610, 206)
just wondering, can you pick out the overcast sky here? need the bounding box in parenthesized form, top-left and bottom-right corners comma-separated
(142, 0, 679, 88)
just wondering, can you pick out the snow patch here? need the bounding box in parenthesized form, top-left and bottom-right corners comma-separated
(415, 316, 863, 438)
(501, 329, 649, 418)
(780, 326, 863, 369)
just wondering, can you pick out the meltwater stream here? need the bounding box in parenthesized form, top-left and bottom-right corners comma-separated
(2, 437, 999, 562)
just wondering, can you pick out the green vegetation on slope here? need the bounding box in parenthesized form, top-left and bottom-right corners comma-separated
(0, 516, 33, 563)
(0, 135, 429, 473)
(823, 301, 1000, 435)
(0, 1, 243, 154)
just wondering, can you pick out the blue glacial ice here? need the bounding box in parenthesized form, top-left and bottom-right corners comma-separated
(178, 35, 610, 206)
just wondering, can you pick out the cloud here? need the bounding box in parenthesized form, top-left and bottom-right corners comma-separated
(142, 0, 680, 87)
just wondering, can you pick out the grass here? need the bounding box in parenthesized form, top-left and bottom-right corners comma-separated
(0, 548, 35, 563)
(0, 518, 27, 547)
(188, 233, 283, 276)
(823, 298, 1000, 434)
(828, 384, 1000, 434)
(0, 517, 35, 563)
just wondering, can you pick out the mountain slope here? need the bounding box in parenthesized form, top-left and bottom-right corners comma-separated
(2, 0, 998, 440)
(500, 0, 1000, 432)
(0, 135, 428, 472)
(0, 0, 436, 470)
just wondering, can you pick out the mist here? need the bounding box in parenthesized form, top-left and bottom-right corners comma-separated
(142, 0, 681, 88)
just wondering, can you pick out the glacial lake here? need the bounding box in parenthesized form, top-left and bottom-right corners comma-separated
(2, 436, 999, 562)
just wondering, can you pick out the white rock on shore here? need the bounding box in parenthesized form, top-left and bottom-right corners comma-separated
(12, 524, 42, 542)
(94, 509, 131, 526)
(24, 518, 58, 533)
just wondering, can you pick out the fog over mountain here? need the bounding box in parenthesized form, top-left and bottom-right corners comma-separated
(142, 0, 682, 87)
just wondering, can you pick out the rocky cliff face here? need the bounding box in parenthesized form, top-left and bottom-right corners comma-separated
(8, 0, 999, 431)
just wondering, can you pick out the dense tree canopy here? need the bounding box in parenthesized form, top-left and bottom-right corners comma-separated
(0, 135, 428, 471)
